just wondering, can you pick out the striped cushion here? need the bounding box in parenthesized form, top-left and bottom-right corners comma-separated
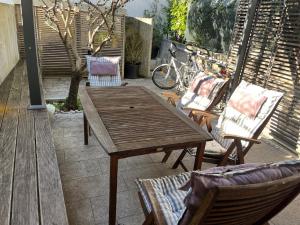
(136, 172, 191, 225)
(86, 55, 122, 87)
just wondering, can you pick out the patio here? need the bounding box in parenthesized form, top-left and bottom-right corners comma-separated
(48, 77, 300, 225)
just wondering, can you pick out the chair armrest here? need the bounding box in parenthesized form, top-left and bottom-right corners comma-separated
(186, 109, 218, 132)
(187, 109, 219, 119)
(162, 91, 181, 101)
(162, 92, 180, 107)
(142, 180, 168, 225)
(223, 134, 261, 144)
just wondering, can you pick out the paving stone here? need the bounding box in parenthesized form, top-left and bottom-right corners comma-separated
(117, 214, 145, 225)
(64, 145, 106, 162)
(48, 77, 300, 225)
(91, 190, 143, 224)
(82, 158, 103, 177)
(55, 136, 98, 150)
(66, 199, 94, 225)
(56, 151, 65, 166)
(62, 174, 127, 203)
(60, 161, 87, 182)
(270, 195, 300, 225)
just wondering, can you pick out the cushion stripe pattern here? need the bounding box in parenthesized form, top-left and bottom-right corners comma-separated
(136, 172, 191, 225)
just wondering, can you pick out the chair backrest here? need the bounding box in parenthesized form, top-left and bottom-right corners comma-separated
(188, 174, 300, 225)
(86, 55, 122, 87)
(177, 73, 229, 113)
(217, 81, 283, 148)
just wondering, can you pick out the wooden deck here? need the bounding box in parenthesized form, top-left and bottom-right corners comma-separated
(0, 62, 69, 225)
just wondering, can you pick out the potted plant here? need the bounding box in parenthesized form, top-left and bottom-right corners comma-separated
(125, 27, 143, 79)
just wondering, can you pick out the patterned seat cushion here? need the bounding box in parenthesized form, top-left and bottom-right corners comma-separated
(86, 55, 122, 87)
(136, 172, 191, 225)
(208, 81, 283, 160)
(176, 74, 226, 116)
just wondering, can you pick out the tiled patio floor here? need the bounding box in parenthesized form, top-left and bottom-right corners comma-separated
(48, 78, 300, 225)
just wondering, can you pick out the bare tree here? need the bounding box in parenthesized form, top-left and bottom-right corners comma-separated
(40, 0, 130, 110)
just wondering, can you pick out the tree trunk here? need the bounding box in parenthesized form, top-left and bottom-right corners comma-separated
(65, 70, 82, 110)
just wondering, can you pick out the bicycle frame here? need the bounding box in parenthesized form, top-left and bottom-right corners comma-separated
(165, 55, 200, 92)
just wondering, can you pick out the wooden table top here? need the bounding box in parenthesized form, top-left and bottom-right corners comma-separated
(80, 86, 212, 156)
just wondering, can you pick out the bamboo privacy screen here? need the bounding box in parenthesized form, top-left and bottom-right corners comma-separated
(227, 0, 300, 153)
(15, 5, 125, 78)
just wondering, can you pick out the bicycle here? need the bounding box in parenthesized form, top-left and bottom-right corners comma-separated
(152, 42, 208, 92)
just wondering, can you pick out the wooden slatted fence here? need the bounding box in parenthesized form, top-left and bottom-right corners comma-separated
(15, 5, 125, 78)
(227, 0, 300, 154)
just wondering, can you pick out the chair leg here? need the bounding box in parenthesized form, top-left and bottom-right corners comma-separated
(142, 212, 155, 225)
(172, 149, 188, 169)
(235, 139, 245, 164)
(218, 144, 235, 166)
(161, 151, 172, 163)
(179, 161, 189, 172)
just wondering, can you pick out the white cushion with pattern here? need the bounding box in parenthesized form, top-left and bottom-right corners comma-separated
(86, 55, 122, 87)
(176, 75, 226, 116)
(209, 81, 283, 159)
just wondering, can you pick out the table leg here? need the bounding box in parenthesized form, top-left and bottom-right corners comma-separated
(109, 155, 119, 225)
(194, 142, 206, 170)
(84, 113, 88, 145)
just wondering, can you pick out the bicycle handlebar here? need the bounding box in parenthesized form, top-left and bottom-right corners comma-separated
(168, 41, 227, 68)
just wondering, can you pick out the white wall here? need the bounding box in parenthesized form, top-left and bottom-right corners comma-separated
(0, 3, 19, 85)
(0, 0, 15, 4)
(125, 0, 168, 17)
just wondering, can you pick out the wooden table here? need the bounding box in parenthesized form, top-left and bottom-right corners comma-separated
(79, 86, 212, 225)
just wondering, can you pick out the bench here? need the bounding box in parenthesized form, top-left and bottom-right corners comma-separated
(0, 61, 69, 225)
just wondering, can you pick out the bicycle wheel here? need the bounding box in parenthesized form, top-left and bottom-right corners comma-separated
(152, 64, 177, 90)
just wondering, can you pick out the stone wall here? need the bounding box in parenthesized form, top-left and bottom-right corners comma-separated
(0, 3, 19, 85)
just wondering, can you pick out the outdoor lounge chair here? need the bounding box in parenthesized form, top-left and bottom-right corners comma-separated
(162, 73, 229, 116)
(136, 160, 300, 225)
(85, 55, 123, 87)
(172, 81, 283, 171)
(161, 74, 230, 164)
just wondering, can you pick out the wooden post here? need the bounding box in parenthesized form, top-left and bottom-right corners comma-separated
(232, 0, 259, 91)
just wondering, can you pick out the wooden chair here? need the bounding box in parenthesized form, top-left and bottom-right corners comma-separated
(139, 173, 300, 225)
(172, 81, 284, 171)
(161, 75, 230, 164)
